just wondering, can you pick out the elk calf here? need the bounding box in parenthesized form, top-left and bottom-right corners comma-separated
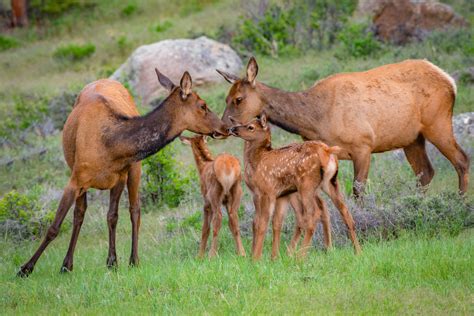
(229, 114, 361, 260)
(180, 136, 245, 257)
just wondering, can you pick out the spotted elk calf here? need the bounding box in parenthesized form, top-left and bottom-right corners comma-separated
(180, 135, 245, 257)
(229, 114, 361, 260)
(17, 70, 227, 277)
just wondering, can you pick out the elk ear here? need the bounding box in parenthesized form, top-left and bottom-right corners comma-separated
(179, 136, 192, 145)
(180, 71, 192, 100)
(259, 113, 268, 129)
(155, 68, 175, 92)
(246, 56, 258, 87)
(216, 69, 239, 84)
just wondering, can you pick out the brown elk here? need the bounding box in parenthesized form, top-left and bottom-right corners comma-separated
(179, 135, 245, 257)
(218, 58, 470, 197)
(17, 70, 227, 277)
(229, 114, 361, 260)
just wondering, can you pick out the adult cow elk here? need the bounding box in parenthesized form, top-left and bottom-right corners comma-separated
(218, 58, 470, 196)
(17, 70, 227, 277)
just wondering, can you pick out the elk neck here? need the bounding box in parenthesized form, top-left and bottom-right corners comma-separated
(257, 82, 320, 138)
(190, 141, 214, 175)
(243, 132, 272, 172)
(107, 97, 185, 162)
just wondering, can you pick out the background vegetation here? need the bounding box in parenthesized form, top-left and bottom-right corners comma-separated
(0, 0, 473, 314)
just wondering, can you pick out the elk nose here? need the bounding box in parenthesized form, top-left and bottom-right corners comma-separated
(228, 127, 237, 136)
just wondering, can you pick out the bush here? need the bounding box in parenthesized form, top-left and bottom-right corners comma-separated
(53, 43, 95, 62)
(121, 3, 138, 17)
(141, 142, 198, 210)
(29, 0, 92, 18)
(0, 35, 19, 52)
(232, 0, 357, 57)
(154, 21, 173, 33)
(0, 190, 55, 241)
(338, 22, 381, 58)
(0, 95, 49, 144)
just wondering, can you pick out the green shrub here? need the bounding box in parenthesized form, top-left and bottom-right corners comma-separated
(338, 22, 381, 58)
(53, 43, 95, 62)
(0, 35, 19, 52)
(154, 21, 173, 33)
(141, 142, 198, 210)
(121, 3, 138, 16)
(0, 95, 49, 144)
(0, 190, 55, 241)
(29, 0, 83, 17)
(232, 0, 357, 57)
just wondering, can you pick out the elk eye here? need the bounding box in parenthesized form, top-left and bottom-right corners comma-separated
(200, 104, 207, 111)
(236, 97, 243, 105)
(247, 125, 255, 131)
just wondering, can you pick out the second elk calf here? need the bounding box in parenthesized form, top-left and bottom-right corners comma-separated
(229, 114, 361, 260)
(180, 136, 246, 257)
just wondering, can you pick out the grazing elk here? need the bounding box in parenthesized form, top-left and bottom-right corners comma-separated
(17, 70, 227, 277)
(229, 114, 361, 260)
(180, 135, 245, 257)
(218, 58, 470, 197)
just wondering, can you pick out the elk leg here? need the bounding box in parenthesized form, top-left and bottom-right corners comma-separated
(404, 134, 435, 188)
(252, 195, 274, 260)
(316, 195, 332, 251)
(351, 149, 371, 198)
(325, 179, 361, 254)
(226, 183, 245, 256)
(107, 180, 126, 269)
(199, 202, 212, 258)
(288, 193, 303, 255)
(127, 163, 141, 266)
(271, 197, 288, 260)
(17, 183, 79, 277)
(209, 186, 224, 258)
(61, 192, 88, 273)
(299, 190, 320, 258)
(423, 128, 470, 195)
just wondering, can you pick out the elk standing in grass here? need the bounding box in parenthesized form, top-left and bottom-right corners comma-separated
(180, 135, 245, 257)
(229, 114, 361, 260)
(17, 70, 227, 277)
(218, 58, 470, 196)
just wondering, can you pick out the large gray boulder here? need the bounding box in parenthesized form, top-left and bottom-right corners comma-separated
(111, 36, 243, 104)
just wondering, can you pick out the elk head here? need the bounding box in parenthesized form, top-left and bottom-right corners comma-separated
(217, 57, 265, 129)
(156, 69, 227, 138)
(228, 113, 270, 142)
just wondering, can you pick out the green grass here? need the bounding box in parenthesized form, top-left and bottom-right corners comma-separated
(1, 219, 472, 314)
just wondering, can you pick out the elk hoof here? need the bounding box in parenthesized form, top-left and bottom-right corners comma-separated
(17, 265, 33, 278)
(60, 265, 72, 273)
(129, 257, 139, 267)
(106, 256, 117, 269)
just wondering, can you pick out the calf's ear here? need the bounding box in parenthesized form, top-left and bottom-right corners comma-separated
(179, 136, 192, 145)
(259, 113, 268, 129)
(216, 69, 239, 84)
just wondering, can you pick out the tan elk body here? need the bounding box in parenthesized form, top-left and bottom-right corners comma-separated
(229, 115, 361, 260)
(17, 71, 227, 277)
(219, 58, 469, 196)
(180, 136, 245, 257)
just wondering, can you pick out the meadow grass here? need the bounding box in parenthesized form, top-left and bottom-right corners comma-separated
(1, 213, 472, 315)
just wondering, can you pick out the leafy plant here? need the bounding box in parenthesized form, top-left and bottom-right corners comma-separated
(0, 190, 55, 241)
(53, 43, 95, 62)
(232, 0, 357, 56)
(338, 22, 381, 58)
(141, 143, 198, 210)
(0, 35, 19, 52)
(154, 21, 173, 33)
(121, 3, 138, 17)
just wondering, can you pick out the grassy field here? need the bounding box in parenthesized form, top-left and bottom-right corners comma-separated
(0, 0, 473, 314)
(1, 224, 473, 314)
